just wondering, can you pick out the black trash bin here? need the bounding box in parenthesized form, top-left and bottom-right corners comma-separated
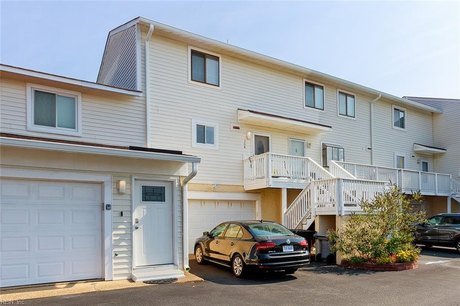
(291, 229, 316, 252)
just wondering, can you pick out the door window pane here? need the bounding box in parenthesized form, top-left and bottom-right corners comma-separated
(142, 186, 165, 202)
(210, 223, 228, 238)
(57, 95, 76, 129)
(255, 135, 270, 155)
(34, 90, 56, 127)
(224, 224, 242, 239)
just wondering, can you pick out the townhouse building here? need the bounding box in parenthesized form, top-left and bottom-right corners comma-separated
(1, 17, 458, 287)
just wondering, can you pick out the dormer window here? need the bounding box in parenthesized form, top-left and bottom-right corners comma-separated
(27, 84, 81, 136)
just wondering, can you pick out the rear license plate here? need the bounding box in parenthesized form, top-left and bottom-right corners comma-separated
(283, 245, 294, 252)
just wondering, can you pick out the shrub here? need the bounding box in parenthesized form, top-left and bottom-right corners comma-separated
(328, 185, 425, 264)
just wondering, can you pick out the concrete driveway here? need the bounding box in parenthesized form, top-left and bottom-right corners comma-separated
(12, 248, 460, 306)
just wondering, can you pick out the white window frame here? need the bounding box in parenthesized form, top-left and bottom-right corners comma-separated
(337, 89, 356, 119)
(253, 133, 271, 155)
(192, 119, 219, 149)
(188, 46, 222, 89)
(321, 142, 345, 167)
(392, 105, 407, 131)
(26, 83, 82, 136)
(394, 153, 406, 169)
(303, 79, 325, 111)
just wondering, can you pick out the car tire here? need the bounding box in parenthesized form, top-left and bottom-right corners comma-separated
(195, 245, 206, 265)
(284, 268, 298, 274)
(231, 254, 246, 278)
(456, 239, 460, 254)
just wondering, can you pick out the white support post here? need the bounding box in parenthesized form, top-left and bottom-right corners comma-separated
(400, 169, 404, 191)
(435, 173, 438, 195)
(281, 188, 287, 225)
(447, 196, 452, 213)
(337, 179, 344, 216)
(267, 153, 272, 187)
(418, 171, 422, 192)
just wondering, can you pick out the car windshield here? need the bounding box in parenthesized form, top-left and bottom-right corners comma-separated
(247, 223, 294, 237)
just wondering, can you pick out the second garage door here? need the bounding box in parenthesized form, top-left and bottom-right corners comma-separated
(0, 179, 103, 287)
(188, 200, 256, 254)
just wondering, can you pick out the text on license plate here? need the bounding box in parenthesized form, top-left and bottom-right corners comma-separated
(283, 245, 294, 252)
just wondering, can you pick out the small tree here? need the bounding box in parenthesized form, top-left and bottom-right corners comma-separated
(328, 185, 426, 264)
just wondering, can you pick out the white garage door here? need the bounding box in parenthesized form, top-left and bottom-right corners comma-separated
(0, 179, 103, 287)
(188, 200, 256, 254)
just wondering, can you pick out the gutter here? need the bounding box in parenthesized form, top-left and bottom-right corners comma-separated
(369, 94, 381, 165)
(145, 24, 155, 147)
(181, 162, 198, 272)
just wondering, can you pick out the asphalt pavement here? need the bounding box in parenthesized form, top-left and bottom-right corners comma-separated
(12, 247, 460, 306)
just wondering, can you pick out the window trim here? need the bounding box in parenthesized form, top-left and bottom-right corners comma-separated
(191, 119, 219, 149)
(26, 83, 82, 136)
(253, 133, 271, 155)
(321, 142, 345, 168)
(337, 89, 356, 119)
(188, 46, 222, 88)
(392, 105, 407, 131)
(303, 79, 325, 111)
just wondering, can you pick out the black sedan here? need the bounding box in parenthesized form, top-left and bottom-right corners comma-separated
(194, 220, 310, 277)
(415, 213, 460, 253)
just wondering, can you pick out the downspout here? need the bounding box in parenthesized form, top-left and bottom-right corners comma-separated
(145, 24, 154, 147)
(369, 94, 382, 165)
(181, 162, 198, 272)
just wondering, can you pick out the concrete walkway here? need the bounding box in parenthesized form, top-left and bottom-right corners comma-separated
(0, 272, 203, 302)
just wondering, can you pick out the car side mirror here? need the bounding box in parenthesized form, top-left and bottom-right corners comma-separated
(203, 231, 210, 237)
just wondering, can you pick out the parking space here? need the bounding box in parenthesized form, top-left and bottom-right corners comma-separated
(19, 249, 460, 306)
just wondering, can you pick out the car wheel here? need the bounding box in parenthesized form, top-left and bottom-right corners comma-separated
(456, 239, 460, 253)
(231, 254, 246, 278)
(284, 268, 298, 274)
(195, 245, 206, 265)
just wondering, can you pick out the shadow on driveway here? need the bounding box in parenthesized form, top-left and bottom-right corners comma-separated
(419, 246, 459, 259)
(189, 259, 377, 285)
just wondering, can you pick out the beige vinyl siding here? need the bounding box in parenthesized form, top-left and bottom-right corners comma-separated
(147, 34, 428, 184)
(372, 100, 434, 170)
(432, 101, 460, 180)
(0, 78, 146, 147)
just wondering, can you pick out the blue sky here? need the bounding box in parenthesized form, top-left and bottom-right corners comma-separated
(1, 1, 459, 98)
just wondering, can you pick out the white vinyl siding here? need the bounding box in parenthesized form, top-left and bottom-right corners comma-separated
(0, 78, 146, 147)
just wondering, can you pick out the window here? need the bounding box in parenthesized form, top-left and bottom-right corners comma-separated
(338, 91, 355, 118)
(395, 154, 405, 169)
(224, 224, 244, 239)
(254, 135, 270, 155)
(142, 186, 165, 202)
(322, 143, 345, 167)
(421, 161, 429, 172)
(305, 81, 324, 110)
(393, 106, 406, 129)
(210, 223, 228, 238)
(190, 49, 220, 86)
(27, 84, 81, 136)
(192, 120, 218, 149)
(289, 139, 305, 157)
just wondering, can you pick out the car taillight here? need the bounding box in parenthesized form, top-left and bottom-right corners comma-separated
(298, 239, 308, 248)
(256, 242, 276, 251)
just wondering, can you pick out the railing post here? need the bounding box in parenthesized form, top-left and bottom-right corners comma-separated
(337, 178, 343, 216)
(400, 169, 404, 191)
(354, 165, 357, 177)
(267, 153, 272, 187)
(435, 173, 438, 195)
(418, 171, 422, 192)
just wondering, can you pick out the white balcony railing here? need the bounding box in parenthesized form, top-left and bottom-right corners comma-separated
(243, 153, 333, 190)
(334, 161, 453, 196)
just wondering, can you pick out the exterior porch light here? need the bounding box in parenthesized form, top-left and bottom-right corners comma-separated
(117, 180, 126, 194)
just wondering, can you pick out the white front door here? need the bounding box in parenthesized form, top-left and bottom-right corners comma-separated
(133, 180, 173, 267)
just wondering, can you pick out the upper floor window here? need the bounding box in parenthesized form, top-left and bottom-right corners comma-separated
(305, 81, 324, 110)
(338, 91, 355, 118)
(27, 84, 81, 136)
(322, 143, 345, 167)
(190, 49, 220, 86)
(192, 119, 218, 149)
(393, 106, 406, 129)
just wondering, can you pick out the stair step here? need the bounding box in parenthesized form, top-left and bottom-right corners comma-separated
(131, 265, 184, 282)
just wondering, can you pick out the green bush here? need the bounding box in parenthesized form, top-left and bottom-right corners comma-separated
(328, 185, 425, 264)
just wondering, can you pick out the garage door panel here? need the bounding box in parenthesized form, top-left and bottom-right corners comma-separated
(0, 179, 103, 287)
(188, 199, 256, 253)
